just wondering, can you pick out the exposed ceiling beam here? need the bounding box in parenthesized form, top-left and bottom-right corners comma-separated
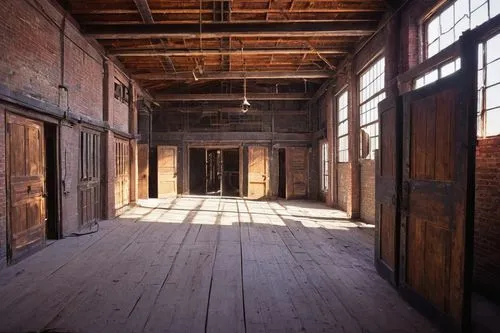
(72, 8, 384, 14)
(132, 0, 154, 23)
(133, 70, 334, 81)
(111, 48, 348, 57)
(154, 93, 311, 101)
(83, 22, 377, 39)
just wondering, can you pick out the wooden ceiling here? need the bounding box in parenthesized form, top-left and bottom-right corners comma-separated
(58, 0, 392, 100)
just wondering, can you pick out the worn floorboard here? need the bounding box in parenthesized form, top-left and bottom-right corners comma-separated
(0, 197, 438, 333)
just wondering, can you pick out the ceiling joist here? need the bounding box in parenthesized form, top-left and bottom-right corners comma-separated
(83, 22, 378, 39)
(154, 93, 311, 101)
(111, 48, 348, 57)
(133, 70, 334, 81)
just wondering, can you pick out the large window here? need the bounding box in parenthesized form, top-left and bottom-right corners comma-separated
(359, 57, 385, 160)
(320, 141, 329, 192)
(337, 90, 349, 163)
(478, 32, 500, 137)
(416, 0, 500, 88)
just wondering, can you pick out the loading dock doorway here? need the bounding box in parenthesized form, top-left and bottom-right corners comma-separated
(189, 147, 241, 197)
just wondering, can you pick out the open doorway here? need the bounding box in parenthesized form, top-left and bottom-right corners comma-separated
(149, 147, 158, 198)
(222, 149, 239, 196)
(278, 148, 286, 198)
(44, 123, 60, 240)
(189, 147, 240, 197)
(189, 148, 206, 195)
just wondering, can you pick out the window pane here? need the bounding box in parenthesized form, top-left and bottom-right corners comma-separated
(485, 84, 500, 109)
(492, 0, 500, 17)
(485, 108, 500, 136)
(428, 40, 440, 58)
(486, 59, 500, 86)
(486, 33, 500, 63)
(471, 3, 489, 28)
(427, 17, 440, 43)
(440, 6, 454, 33)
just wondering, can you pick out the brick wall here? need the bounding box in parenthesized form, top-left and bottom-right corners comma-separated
(474, 135, 500, 299)
(360, 159, 375, 224)
(337, 163, 351, 212)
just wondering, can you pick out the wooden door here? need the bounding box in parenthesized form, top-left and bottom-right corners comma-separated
(248, 146, 268, 199)
(114, 138, 130, 210)
(6, 113, 45, 262)
(78, 130, 101, 226)
(138, 144, 149, 199)
(399, 71, 476, 331)
(375, 98, 402, 285)
(286, 147, 308, 199)
(157, 145, 177, 197)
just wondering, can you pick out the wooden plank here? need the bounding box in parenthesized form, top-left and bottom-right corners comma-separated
(154, 93, 311, 101)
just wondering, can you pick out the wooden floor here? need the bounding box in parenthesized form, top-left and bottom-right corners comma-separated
(0, 197, 437, 333)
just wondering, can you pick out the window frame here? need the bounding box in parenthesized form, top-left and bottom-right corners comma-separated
(358, 56, 385, 160)
(336, 89, 349, 163)
(320, 140, 329, 192)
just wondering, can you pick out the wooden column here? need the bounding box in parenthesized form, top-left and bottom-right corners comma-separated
(348, 60, 360, 218)
(129, 81, 138, 204)
(103, 60, 115, 218)
(325, 87, 336, 206)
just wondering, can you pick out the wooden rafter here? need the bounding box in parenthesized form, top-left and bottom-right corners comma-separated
(133, 70, 334, 80)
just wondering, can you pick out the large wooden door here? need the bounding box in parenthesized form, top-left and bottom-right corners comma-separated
(399, 70, 476, 331)
(286, 147, 308, 199)
(157, 145, 177, 197)
(6, 113, 45, 262)
(375, 98, 402, 285)
(78, 129, 101, 226)
(248, 146, 268, 199)
(138, 144, 149, 199)
(114, 138, 130, 210)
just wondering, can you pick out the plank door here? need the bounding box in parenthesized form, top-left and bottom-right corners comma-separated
(78, 130, 101, 226)
(114, 138, 130, 210)
(6, 113, 46, 262)
(399, 71, 476, 331)
(157, 145, 177, 197)
(285, 147, 309, 199)
(138, 144, 149, 199)
(375, 97, 402, 286)
(247, 146, 268, 199)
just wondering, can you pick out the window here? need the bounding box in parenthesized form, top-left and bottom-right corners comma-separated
(478, 32, 500, 137)
(337, 90, 349, 162)
(359, 57, 385, 159)
(416, 0, 500, 89)
(320, 141, 328, 192)
(114, 80, 130, 104)
(80, 131, 100, 181)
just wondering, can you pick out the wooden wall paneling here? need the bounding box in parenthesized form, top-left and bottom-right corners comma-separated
(6, 113, 45, 262)
(114, 137, 130, 210)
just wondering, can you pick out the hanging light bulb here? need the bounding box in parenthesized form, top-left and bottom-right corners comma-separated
(241, 66, 250, 113)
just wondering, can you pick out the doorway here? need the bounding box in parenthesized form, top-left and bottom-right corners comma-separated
(189, 147, 240, 197)
(278, 148, 286, 199)
(44, 123, 60, 239)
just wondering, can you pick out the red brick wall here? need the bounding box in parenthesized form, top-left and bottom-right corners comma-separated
(474, 135, 500, 298)
(360, 159, 375, 224)
(0, 0, 104, 120)
(337, 163, 351, 212)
